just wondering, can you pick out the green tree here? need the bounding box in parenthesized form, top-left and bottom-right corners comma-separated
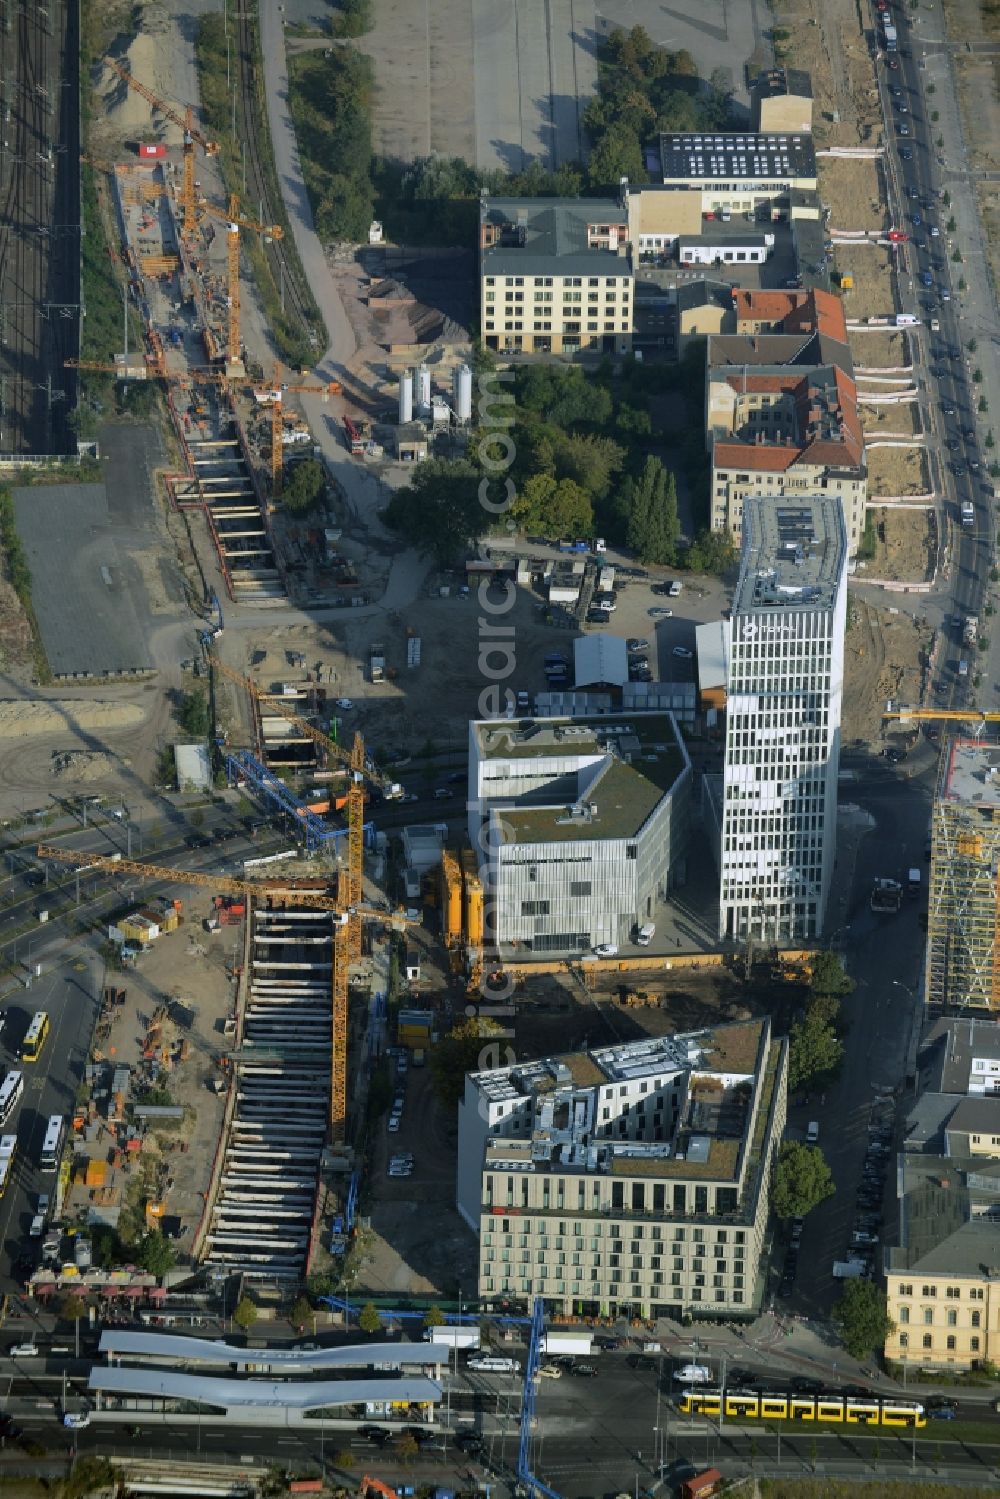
(291, 1294, 314, 1331)
(585, 123, 646, 190)
(512, 473, 592, 536)
(177, 689, 210, 739)
(423, 1304, 446, 1329)
(358, 1301, 383, 1335)
(553, 432, 626, 502)
(833, 1278, 895, 1359)
(134, 1230, 176, 1278)
(395, 1432, 420, 1467)
(59, 1293, 87, 1323)
(233, 1295, 258, 1330)
(624, 456, 681, 564)
(788, 1004, 844, 1091)
(772, 1141, 836, 1219)
(382, 458, 488, 563)
(430, 1017, 508, 1109)
(683, 528, 737, 576)
(809, 950, 855, 999)
(334, 1448, 357, 1469)
(283, 459, 325, 516)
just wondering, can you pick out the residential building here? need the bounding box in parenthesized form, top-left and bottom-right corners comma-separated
(479, 197, 633, 356)
(925, 739, 1000, 1012)
(677, 231, 774, 267)
(884, 1154, 1000, 1371)
(719, 495, 848, 943)
(456, 1018, 787, 1321)
(904, 1016, 1000, 1155)
(656, 132, 817, 213)
(730, 288, 849, 346)
(672, 280, 734, 358)
(750, 68, 814, 135)
(467, 712, 692, 953)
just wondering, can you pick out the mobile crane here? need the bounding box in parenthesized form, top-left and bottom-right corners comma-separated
(106, 59, 219, 234)
(35, 845, 412, 1140)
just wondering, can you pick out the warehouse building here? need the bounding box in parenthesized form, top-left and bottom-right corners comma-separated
(925, 740, 1000, 1011)
(467, 712, 692, 954)
(719, 494, 847, 943)
(456, 1017, 788, 1321)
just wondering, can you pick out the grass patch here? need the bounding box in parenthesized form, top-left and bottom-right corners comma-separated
(0, 486, 50, 683)
(195, 13, 325, 369)
(761, 1479, 999, 1498)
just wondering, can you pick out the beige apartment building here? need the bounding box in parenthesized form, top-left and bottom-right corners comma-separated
(456, 1019, 787, 1321)
(479, 197, 633, 356)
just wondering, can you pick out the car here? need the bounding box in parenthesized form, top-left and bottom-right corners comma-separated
(388, 1164, 412, 1177)
(728, 1367, 756, 1387)
(941, 289, 951, 301)
(358, 1425, 391, 1445)
(63, 1412, 90, 1429)
(919, 271, 933, 287)
(928, 1406, 957, 1420)
(333, 698, 354, 710)
(433, 787, 455, 799)
(899, 145, 913, 157)
(674, 1364, 712, 1384)
(587, 611, 610, 625)
(926, 1395, 959, 1412)
(930, 225, 940, 237)
(629, 656, 649, 669)
(791, 1377, 824, 1395)
(969, 457, 981, 471)
(403, 1425, 433, 1446)
(10, 1343, 38, 1357)
(887, 229, 908, 242)
(896, 101, 909, 113)
(649, 607, 673, 617)
(959, 660, 970, 678)
(390, 1154, 413, 1166)
(538, 1363, 563, 1379)
(897, 123, 910, 135)
(593, 943, 619, 958)
(36, 1193, 49, 1216)
(887, 57, 900, 69)
(185, 834, 211, 849)
(912, 237, 926, 250)
(672, 646, 693, 659)
(890, 84, 903, 96)
(942, 402, 957, 415)
(962, 426, 976, 440)
(945, 437, 961, 451)
(571, 1362, 598, 1377)
(454, 1431, 485, 1453)
(627, 639, 649, 651)
(631, 669, 653, 682)
(387, 1117, 401, 1133)
(627, 1354, 657, 1370)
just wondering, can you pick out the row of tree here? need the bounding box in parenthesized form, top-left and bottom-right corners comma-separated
(288, 47, 376, 243)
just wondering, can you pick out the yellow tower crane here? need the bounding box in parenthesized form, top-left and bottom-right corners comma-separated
(884, 708, 1000, 724)
(36, 845, 412, 1140)
(201, 196, 284, 370)
(106, 59, 219, 234)
(254, 365, 341, 495)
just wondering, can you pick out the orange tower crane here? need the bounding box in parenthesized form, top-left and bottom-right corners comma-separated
(202, 196, 284, 367)
(106, 59, 219, 234)
(36, 845, 412, 1141)
(254, 365, 340, 495)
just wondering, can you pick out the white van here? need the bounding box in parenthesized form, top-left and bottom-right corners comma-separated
(635, 922, 655, 946)
(807, 1121, 820, 1144)
(467, 1354, 521, 1374)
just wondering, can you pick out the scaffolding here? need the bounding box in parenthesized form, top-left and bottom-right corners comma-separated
(925, 738, 1000, 1010)
(225, 749, 344, 853)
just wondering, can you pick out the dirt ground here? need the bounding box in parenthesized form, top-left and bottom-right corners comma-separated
(773, 0, 881, 147)
(864, 506, 936, 582)
(952, 50, 1000, 293)
(835, 246, 898, 322)
(865, 443, 930, 497)
(842, 598, 931, 743)
(860, 400, 922, 438)
(66, 892, 236, 1261)
(851, 330, 909, 368)
(820, 158, 885, 231)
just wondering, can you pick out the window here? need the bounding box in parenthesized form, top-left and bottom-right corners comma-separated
(922, 1285, 937, 1298)
(899, 1306, 909, 1324)
(923, 1308, 934, 1325)
(972, 1311, 981, 1328)
(971, 1336, 980, 1352)
(922, 1335, 932, 1350)
(898, 1283, 913, 1297)
(947, 1310, 957, 1327)
(946, 1335, 956, 1351)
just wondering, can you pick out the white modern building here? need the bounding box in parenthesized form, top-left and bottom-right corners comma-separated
(456, 1018, 788, 1320)
(719, 494, 848, 943)
(467, 713, 692, 954)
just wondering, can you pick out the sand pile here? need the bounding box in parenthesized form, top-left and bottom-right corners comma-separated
(51, 750, 130, 781)
(102, 32, 185, 144)
(0, 701, 146, 739)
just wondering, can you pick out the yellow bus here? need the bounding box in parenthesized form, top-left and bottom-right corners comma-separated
(21, 1011, 49, 1063)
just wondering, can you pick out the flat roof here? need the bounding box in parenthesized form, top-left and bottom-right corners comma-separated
(574, 634, 629, 687)
(89, 1366, 441, 1413)
(496, 751, 681, 845)
(733, 495, 847, 616)
(97, 1332, 440, 1371)
(696, 621, 729, 690)
(475, 712, 679, 761)
(658, 132, 817, 183)
(481, 197, 631, 278)
(885, 1155, 1000, 1276)
(753, 67, 813, 101)
(923, 1014, 1000, 1093)
(939, 738, 1000, 810)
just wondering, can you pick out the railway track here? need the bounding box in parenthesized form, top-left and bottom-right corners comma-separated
(0, 0, 78, 455)
(233, 5, 322, 359)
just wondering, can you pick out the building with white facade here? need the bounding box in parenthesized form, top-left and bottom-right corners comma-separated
(456, 1018, 788, 1321)
(467, 713, 692, 954)
(719, 494, 848, 943)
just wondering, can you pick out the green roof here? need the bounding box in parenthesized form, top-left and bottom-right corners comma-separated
(497, 752, 683, 844)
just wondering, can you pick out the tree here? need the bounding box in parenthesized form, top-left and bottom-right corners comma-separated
(283, 459, 325, 516)
(395, 1432, 420, 1467)
(553, 432, 626, 502)
(625, 456, 681, 564)
(772, 1141, 836, 1219)
(833, 1278, 894, 1360)
(430, 1017, 509, 1110)
(291, 1294, 314, 1331)
(788, 1004, 844, 1091)
(585, 123, 646, 190)
(59, 1293, 87, 1322)
(423, 1304, 446, 1329)
(682, 528, 737, 576)
(809, 950, 855, 1000)
(232, 1295, 258, 1330)
(134, 1229, 175, 1278)
(512, 473, 592, 536)
(382, 458, 488, 564)
(177, 689, 210, 739)
(358, 1301, 383, 1334)
(334, 1449, 357, 1469)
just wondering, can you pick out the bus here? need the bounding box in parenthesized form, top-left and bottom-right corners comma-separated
(40, 1114, 65, 1173)
(21, 1011, 49, 1063)
(0, 1135, 16, 1197)
(0, 1071, 23, 1128)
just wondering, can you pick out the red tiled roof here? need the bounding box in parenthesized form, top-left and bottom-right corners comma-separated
(715, 366, 863, 472)
(732, 288, 806, 325)
(713, 443, 799, 472)
(732, 287, 849, 344)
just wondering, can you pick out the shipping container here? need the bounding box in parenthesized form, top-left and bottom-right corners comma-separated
(138, 143, 167, 159)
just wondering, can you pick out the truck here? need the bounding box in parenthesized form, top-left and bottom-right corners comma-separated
(369, 643, 386, 684)
(964, 614, 979, 646)
(424, 1326, 480, 1350)
(883, 21, 898, 48)
(907, 867, 921, 897)
(895, 312, 918, 327)
(871, 877, 903, 914)
(541, 1330, 594, 1357)
(961, 501, 975, 528)
(833, 1258, 867, 1279)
